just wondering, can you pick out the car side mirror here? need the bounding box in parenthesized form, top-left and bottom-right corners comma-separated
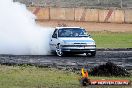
(86, 32, 91, 37)
(88, 34, 92, 38)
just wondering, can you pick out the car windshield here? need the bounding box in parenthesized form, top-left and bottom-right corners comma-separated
(58, 28, 89, 37)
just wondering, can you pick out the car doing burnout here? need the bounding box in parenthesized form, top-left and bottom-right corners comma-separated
(49, 27, 96, 56)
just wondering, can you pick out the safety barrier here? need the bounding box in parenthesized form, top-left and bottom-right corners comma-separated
(27, 7, 132, 23)
(75, 8, 98, 22)
(114, 10, 124, 23)
(99, 9, 114, 23)
(50, 8, 74, 21)
(28, 7, 49, 20)
(124, 10, 132, 23)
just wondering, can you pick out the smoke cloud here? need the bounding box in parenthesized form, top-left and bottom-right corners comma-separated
(0, 0, 54, 55)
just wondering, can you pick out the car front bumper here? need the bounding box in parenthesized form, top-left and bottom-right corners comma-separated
(61, 45, 96, 53)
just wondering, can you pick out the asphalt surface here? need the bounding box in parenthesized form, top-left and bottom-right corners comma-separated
(0, 50, 132, 71)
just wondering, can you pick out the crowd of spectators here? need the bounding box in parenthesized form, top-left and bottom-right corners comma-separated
(13, 0, 132, 8)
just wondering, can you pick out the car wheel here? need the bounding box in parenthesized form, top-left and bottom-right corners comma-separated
(86, 51, 96, 57)
(56, 44, 64, 57)
(91, 51, 96, 57)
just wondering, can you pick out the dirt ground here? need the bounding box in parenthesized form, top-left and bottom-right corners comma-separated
(37, 20, 132, 32)
(0, 50, 132, 71)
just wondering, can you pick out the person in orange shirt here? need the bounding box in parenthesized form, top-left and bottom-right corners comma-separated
(80, 68, 91, 86)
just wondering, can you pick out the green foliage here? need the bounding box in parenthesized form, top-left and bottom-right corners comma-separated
(89, 31, 132, 48)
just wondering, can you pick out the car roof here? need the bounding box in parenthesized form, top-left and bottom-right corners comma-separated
(55, 27, 82, 29)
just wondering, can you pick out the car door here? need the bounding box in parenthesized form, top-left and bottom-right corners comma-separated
(50, 29, 58, 51)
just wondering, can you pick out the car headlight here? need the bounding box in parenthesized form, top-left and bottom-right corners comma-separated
(88, 42, 95, 45)
(92, 42, 96, 45)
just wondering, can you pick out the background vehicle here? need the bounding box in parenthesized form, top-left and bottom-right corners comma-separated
(49, 27, 96, 56)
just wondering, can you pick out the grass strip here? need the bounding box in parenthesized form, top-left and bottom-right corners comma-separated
(89, 31, 132, 48)
(0, 65, 131, 88)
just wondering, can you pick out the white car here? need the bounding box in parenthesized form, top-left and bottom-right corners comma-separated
(49, 27, 96, 56)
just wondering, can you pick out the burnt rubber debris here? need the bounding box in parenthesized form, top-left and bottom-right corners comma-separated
(89, 62, 131, 77)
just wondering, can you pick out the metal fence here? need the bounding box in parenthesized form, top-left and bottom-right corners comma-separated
(13, 0, 132, 9)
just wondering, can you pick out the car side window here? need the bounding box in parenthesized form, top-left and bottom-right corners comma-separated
(52, 29, 58, 38)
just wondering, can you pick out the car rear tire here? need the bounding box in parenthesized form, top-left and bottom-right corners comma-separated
(56, 44, 64, 57)
(91, 51, 96, 56)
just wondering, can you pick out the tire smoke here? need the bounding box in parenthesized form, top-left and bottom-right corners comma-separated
(0, 0, 54, 55)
